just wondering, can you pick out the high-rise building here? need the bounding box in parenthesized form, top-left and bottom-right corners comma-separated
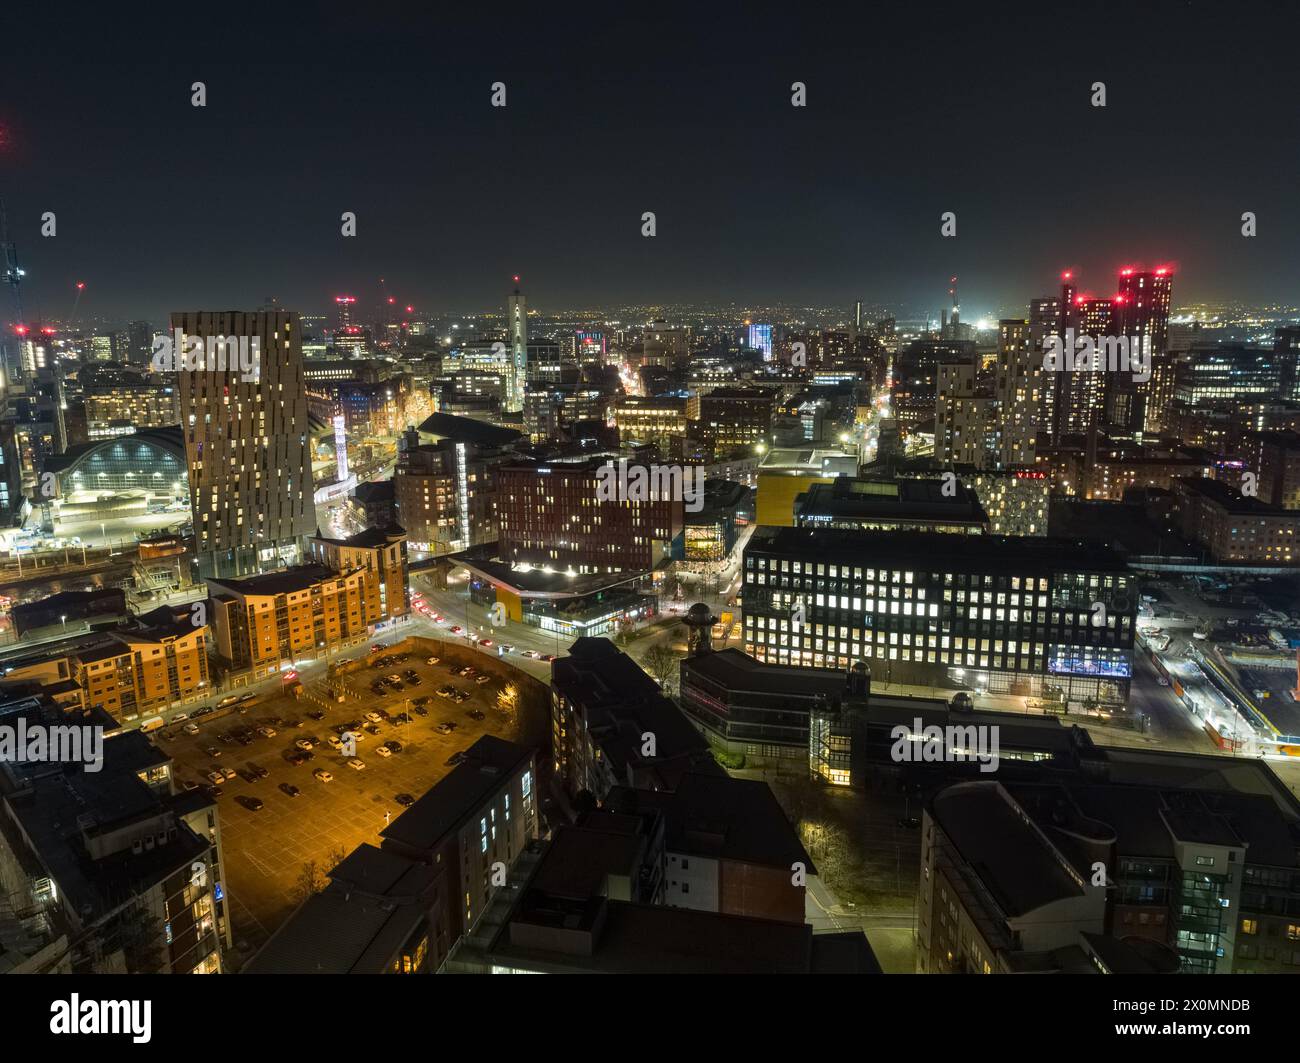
(506, 280, 528, 412)
(1116, 268, 1174, 431)
(995, 318, 1040, 467)
(747, 322, 773, 361)
(172, 310, 314, 579)
(935, 359, 994, 469)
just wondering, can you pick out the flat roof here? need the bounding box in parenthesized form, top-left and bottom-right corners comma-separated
(243, 844, 437, 974)
(747, 525, 1130, 573)
(681, 648, 845, 698)
(380, 735, 533, 852)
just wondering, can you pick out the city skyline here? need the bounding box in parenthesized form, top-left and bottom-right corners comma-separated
(1, 2, 1299, 995)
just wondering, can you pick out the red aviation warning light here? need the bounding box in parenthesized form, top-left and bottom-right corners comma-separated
(1061, 271, 1073, 281)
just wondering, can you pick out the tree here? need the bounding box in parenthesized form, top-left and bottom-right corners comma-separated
(642, 644, 679, 694)
(294, 860, 328, 902)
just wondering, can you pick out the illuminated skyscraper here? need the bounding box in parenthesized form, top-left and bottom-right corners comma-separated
(172, 310, 315, 579)
(506, 279, 528, 412)
(748, 322, 773, 361)
(1116, 268, 1174, 432)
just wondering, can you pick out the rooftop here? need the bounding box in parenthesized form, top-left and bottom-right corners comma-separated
(747, 525, 1130, 573)
(379, 736, 533, 854)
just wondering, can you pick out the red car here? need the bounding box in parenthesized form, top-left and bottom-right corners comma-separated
(450, 625, 463, 634)
(478, 638, 493, 647)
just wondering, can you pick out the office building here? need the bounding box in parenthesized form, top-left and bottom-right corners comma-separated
(743, 526, 1137, 710)
(793, 476, 990, 534)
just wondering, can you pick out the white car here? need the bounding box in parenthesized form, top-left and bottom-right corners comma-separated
(365, 711, 383, 724)
(327, 734, 343, 750)
(295, 738, 314, 751)
(313, 769, 334, 783)
(426, 656, 440, 665)
(346, 758, 366, 771)
(206, 770, 224, 784)
(374, 745, 392, 758)
(183, 723, 200, 735)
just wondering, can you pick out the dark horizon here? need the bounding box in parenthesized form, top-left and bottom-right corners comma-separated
(2, 3, 1298, 323)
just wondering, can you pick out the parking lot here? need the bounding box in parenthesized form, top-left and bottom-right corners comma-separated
(160, 639, 545, 966)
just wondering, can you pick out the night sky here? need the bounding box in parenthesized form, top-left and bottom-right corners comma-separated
(2, 2, 1297, 323)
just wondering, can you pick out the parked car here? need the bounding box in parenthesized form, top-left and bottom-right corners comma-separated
(384, 741, 404, 754)
(475, 675, 490, 685)
(222, 767, 238, 782)
(257, 726, 277, 738)
(203, 746, 222, 758)
(183, 723, 200, 735)
(467, 709, 485, 721)
(307, 709, 326, 721)
(206, 770, 224, 785)
(426, 656, 440, 666)
(237, 796, 265, 812)
(327, 735, 343, 750)
(313, 769, 334, 782)
(413, 705, 428, 717)
(365, 711, 383, 723)
(295, 738, 315, 751)
(346, 758, 366, 771)
(395, 792, 416, 807)
(279, 783, 301, 798)
(374, 745, 392, 758)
